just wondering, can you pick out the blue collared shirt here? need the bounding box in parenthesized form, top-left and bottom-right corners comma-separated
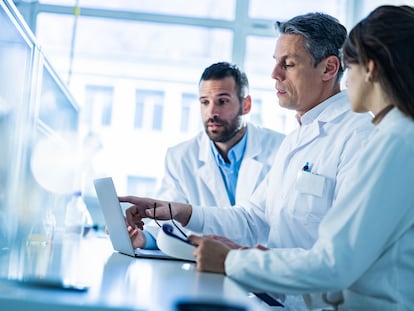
(210, 128, 248, 205)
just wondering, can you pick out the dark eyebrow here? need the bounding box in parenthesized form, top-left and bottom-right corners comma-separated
(216, 92, 232, 97)
(199, 92, 232, 100)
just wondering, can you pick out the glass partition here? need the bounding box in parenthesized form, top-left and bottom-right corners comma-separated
(0, 0, 34, 253)
(38, 61, 79, 133)
(0, 0, 80, 281)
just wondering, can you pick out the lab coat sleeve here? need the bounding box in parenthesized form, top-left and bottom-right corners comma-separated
(187, 178, 269, 247)
(225, 127, 414, 295)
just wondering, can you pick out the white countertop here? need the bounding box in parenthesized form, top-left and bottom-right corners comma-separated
(0, 233, 277, 311)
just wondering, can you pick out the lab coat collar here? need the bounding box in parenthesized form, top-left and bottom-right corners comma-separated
(287, 91, 350, 156)
(197, 123, 265, 205)
(198, 123, 263, 162)
(299, 91, 349, 125)
(198, 139, 230, 205)
(375, 106, 408, 131)
(237, 123, 266, 197)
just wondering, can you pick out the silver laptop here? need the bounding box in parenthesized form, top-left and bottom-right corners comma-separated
(93, 177, 176, 260)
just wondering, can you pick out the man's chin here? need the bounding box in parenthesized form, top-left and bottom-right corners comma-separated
(209, 133, 231, 143)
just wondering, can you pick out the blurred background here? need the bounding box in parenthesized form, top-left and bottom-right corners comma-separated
(2, 0, 412, 229)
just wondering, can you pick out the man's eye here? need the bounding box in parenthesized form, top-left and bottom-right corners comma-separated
(200, 100, 209, 105)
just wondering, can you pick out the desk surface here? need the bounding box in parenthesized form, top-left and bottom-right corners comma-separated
(0, 233, 276, 311)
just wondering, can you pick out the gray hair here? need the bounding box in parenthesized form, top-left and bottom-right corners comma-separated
(275, 13, 347, 82)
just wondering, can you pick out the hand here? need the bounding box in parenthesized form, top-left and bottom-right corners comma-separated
(120, 196, 193, 228)
(188, 235, 230, 274)
(127, 226, 146, 249)
(206, 234, 243, 249)
(119, 196, 158, 229)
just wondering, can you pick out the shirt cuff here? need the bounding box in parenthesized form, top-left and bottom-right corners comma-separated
(143, 230, 158, 249)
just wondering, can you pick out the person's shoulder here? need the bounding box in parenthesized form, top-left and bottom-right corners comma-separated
(325, 92, 373, 131)
(247, 122, 285, 139)
(343, 109, 373, 130)
(378, 108, 414, 149)
(246, 123, 285, 154)
(166, 131, 205, 155)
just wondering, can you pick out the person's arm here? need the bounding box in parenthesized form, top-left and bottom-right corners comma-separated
(185, 173, 270, 246)
(188, 235, 268, 273)
(223, 130, 414, 295)
(120, 196, 192, 229)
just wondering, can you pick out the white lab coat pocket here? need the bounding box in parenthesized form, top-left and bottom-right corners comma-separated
(295, 170, 326, 197)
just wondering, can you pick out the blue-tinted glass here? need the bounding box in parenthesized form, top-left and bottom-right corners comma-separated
(135, 89, 164, 130)
(134, 98, 145, 129)
(152, 103, 164, 131)
(180, 93, 197, 133)
(85, 85, 113, 127)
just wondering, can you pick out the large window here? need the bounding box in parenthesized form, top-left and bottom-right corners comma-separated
(135, 89, 165, 131)
(84, 85, 113, 128)
(14, 0, 397, 195)
(180, 92, 199, 133)
(39, 0, 236, 19)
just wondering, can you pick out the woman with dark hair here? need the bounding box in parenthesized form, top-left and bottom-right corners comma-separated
(188, 5, 414, 310)
(343, 5, 414, 121)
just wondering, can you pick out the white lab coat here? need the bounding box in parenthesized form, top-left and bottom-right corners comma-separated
(187, 91, 374, 248)
(144, 123, 285, 239)
(156, 122, 285, 207)
(226, 107, 414, 310)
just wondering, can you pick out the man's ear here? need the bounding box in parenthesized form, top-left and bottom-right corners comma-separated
(242, 95, 252, 115)
(322, 56, 340, 81)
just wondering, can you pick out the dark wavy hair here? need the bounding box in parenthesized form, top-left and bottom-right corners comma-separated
(343, 5, 414, 120)
(199, 62, 249, 103)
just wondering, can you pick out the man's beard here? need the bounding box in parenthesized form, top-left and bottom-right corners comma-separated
(204, 115, 243, 143)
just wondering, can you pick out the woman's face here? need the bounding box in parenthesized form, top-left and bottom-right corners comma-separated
(346, 63, 371, 113)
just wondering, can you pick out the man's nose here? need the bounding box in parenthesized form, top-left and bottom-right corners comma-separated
(271, 64, 285, 81)
(207, 103, 220, 117)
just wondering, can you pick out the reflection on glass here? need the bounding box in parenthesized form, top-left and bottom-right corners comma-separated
(39, 64, 79, 133)
(0, 2, 33, 255)
(27, 208, 56, 247)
